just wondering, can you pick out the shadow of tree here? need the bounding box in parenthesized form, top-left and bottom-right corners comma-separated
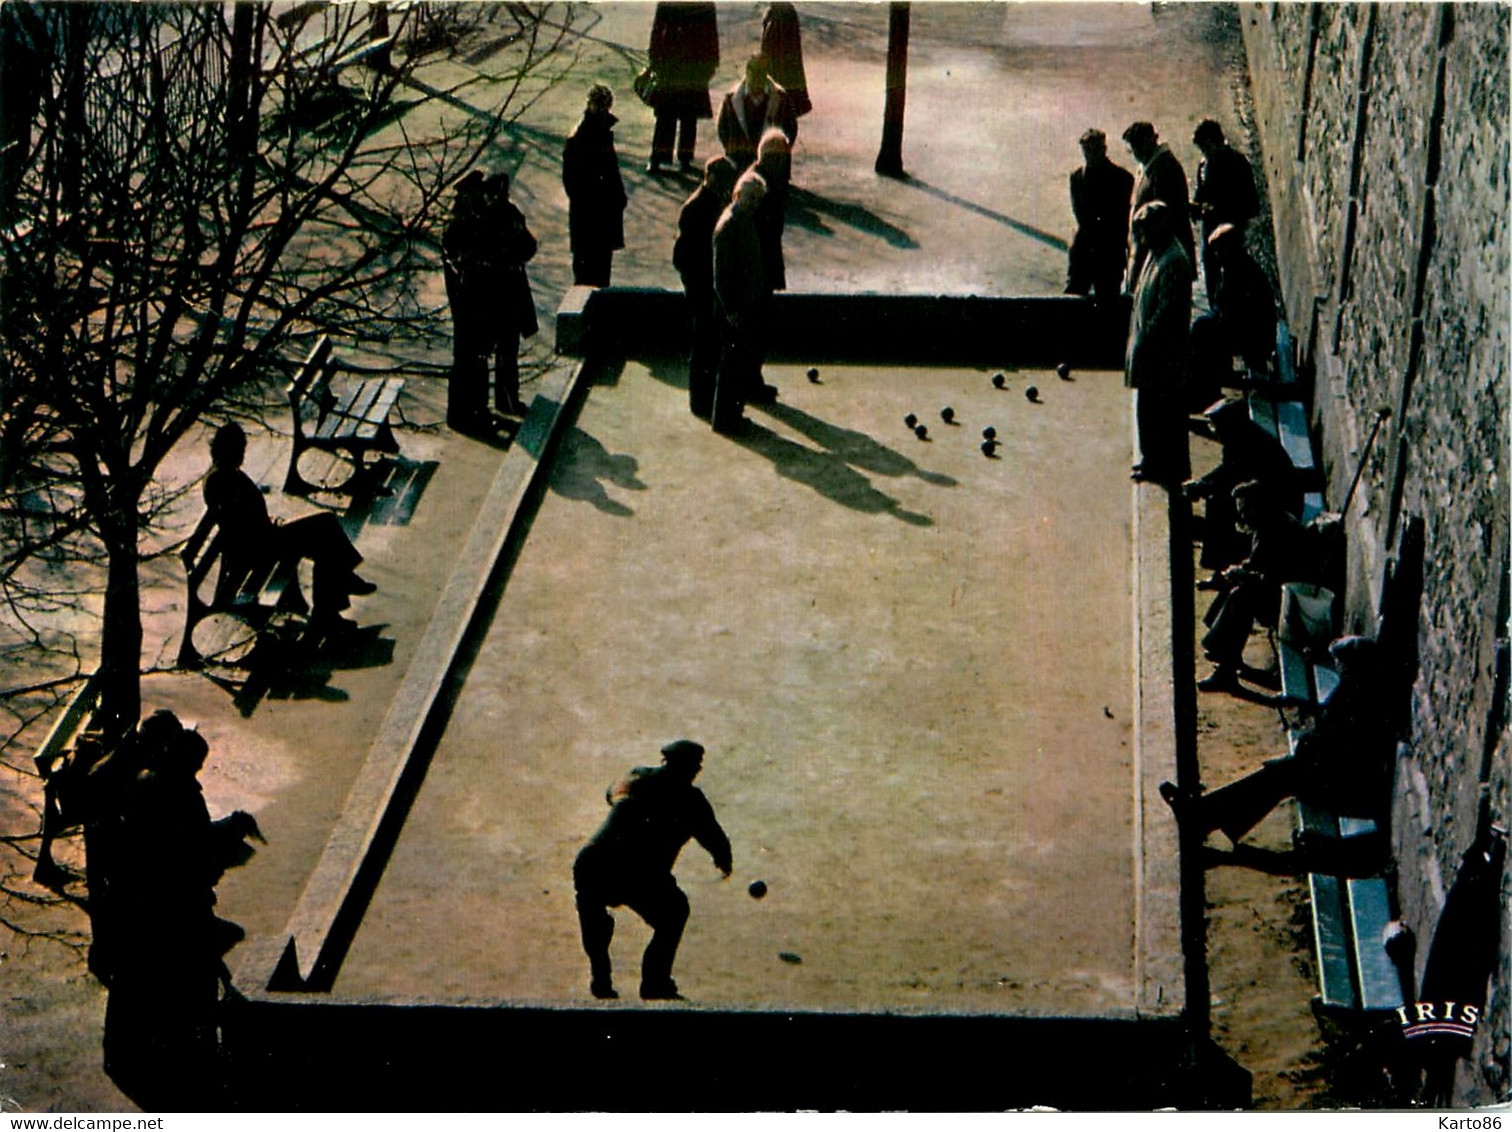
(787, 187, 917, 248)
(898, 176, 1069, 253)
(208, 623, 397, 717)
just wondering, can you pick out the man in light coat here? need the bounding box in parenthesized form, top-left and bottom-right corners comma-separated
(1126, 200, 1193, 486)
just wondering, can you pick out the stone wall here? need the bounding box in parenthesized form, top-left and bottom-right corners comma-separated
(1242, 2, 1510, 1106)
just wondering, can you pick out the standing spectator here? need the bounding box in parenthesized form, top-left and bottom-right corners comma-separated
(563, 84, 628, 287)
(1188, 223, 1276, 409)
(572, 739, 732, 1001)
(711, 170, 768, 434)
(481, 172, 539, 417)
(1191, 119, 1259, 295)
(1122, 121, 1195, 292)
(442, 170, 492, 431)
(1065, 128, 1135, 301)
(760, 3, 812, 132)
(645, 2, 720, 174)
(674, 155, 737, 419)
(753, 127, 791, 294)
(717, 55, 796, 171)
(1125, 201, 1193, 486)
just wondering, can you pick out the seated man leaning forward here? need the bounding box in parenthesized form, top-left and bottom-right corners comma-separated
(573, 738, 733, 1001)
(1161, 635, 1394, 845)
(203, 423, 375, 634)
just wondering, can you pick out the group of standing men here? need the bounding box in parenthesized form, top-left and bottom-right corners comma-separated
(443, 2, 810, 438)
(1065, 117, 1267, 487)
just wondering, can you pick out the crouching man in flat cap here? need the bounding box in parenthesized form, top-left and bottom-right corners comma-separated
(573, 739, 732, 1000)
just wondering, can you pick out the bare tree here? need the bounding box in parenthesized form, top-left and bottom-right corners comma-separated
(0, 2, 582, 732)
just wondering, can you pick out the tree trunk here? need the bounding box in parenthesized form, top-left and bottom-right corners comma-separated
(875, 2, 910, 177)
(97, 499, 142, 738)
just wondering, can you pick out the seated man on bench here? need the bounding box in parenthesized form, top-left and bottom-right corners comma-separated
(1162, 635, 1394, 845)
(1198, 479, 1324, 693)
(204, 423, 375, 634)
(1184, 398, 1303, 584)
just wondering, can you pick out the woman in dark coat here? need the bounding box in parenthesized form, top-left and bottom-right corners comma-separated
(646, 2, 720, 173)
(563, 84, 628, 287)
(760, 3, 811, 125)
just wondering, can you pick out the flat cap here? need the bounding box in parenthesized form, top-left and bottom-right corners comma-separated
(661, 739, 705, 763)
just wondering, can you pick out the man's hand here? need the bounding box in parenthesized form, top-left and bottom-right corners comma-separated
(717, 861, 733, 880)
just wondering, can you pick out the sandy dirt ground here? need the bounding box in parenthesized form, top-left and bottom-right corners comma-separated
(336, 361, 1140, 1015)
(0, 2, 1344, 1112)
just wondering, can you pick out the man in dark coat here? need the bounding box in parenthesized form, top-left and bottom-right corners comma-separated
(1126, 201, 1193, 486)
(711, 170, 769, 433)
(1183, 397, 1303, 579)
(444, 171, 539, 425)
(442, 170, 493, 431)
(203, 423, 375, 632)
(760, 3, 812, 127)
(481, 172, 539, 417)
(1162, 635, 1394, 843)
(1192, 119, 1259, 295)
(563, 84, 628, 287)
(674, 155, 737, 419)
(573, 739, 733, 1001)
(1122, 121, 1196, 292)
(646, 2, 720, 174)
(1065, 128, 1135, 301)
(1188, 223, 1277, 409)
(1197, 480, 1326, 692)
(717, 54, 796, 171)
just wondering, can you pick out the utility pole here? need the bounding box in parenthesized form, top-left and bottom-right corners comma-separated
(874, 1, 909, 177)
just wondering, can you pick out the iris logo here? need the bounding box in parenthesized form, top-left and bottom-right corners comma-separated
(1396, 1001, 1481, 1040)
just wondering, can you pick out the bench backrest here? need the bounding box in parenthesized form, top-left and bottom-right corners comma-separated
(287, 335, 337, 429)
(181, 509, 278, 609)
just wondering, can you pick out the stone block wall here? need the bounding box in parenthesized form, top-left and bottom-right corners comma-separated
(1243, 2, 1509, 1106)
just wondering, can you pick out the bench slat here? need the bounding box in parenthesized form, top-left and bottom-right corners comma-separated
(1249, 394, 1278, 440)
(1309, 872, 1359, 1010)
(1301, 492, 1325, 524)
(1277, 638, 1312, 703)
(1273, 400, 1315, 471)
(1347, 877, 1404, 1011)
(1276, 322, 1298, 386)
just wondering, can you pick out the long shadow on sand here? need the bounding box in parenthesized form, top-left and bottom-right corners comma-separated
(731, 417, 933, 526)
(754, 400, 958, 488)
(546, 426, 646, 517)
(898, 175, 1068, 253)
(786, 187, 917, 248)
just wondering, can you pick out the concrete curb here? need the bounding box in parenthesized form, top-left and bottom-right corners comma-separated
(255, 358, 596, 991)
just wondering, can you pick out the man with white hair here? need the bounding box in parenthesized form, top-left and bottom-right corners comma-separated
(711, 170, 769, 433)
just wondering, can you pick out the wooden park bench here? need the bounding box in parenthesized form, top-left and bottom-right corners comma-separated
(1308, 872, 1405, 1016)
(284, 335, 404, 496)
(177, 508, 307, 668)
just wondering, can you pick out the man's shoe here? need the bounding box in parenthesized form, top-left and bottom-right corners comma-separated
(1197, 665, 1239, 692)
(348, 575, 378, 596)
(1196, 573, 1227, 592)
(749, 382, 779, 404)
(590, 979, 618, 1000)
(640, 978, 682, 1000)
(645, 160, 666, 175)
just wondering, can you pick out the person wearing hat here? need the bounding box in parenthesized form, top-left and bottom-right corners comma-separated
(1126, 200, 1193, 486)
(1065, 128, 1134, 302)
(1187, 222, 1277, 409)
(1121, 121, 1195, 293)
(1191, 119, 1259, 295)
(1183, 397, 1302, 582)
(563, 84, 628, 286)
(1196, 479, 1326, 692)
(572, 739, 733, 1000)
(1161, 635, 1395, 844)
